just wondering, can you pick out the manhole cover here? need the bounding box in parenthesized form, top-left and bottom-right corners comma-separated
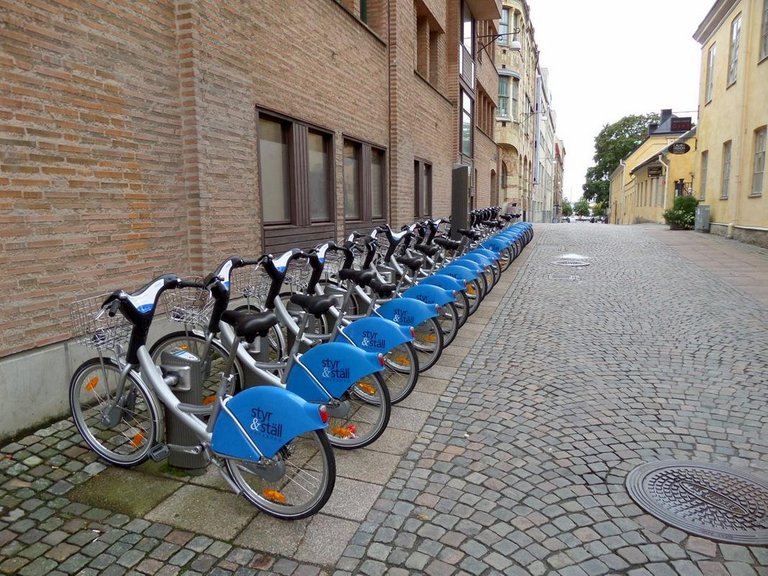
(626, 460, 768, 544)
(552, 253, 590, 267)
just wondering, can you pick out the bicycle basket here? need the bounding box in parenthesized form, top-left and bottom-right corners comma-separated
(284, 257, 312, 293)
(232, 265, 271, 307)
(70, 294, 132, 351)
(162, 279, 212, 328)
(322, 250, 346, 280)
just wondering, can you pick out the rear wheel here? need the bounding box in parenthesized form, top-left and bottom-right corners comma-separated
(436, 301, 459, 347)
(412, 317, 445, 372)
(225, 429, 335, 519)
(69, 358, 159, 467)
(326, 372, 391, 449)
(381, 341, 420, 404)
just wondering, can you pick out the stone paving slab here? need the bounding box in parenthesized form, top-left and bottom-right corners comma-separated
(2, 223, 768, 575)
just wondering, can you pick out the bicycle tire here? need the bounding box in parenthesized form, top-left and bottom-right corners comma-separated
(381, 340, 420, 404)
(411, 316, 445, 372)
(149, 331, 245, 399)
(326, 371, 391, 449)
(225, 429, 335, 520)
(464, 278, 483, 316)
(69, 357, 160, 467)
(452, 289, 470, 328)
(437, 301, 459, 347)
(498, 246, 514, 272)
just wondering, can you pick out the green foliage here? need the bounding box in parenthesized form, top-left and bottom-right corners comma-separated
(583, 112, 660, 206)
(561, 200, 573, 217)
(574, 198, 591, 217)
(663, 195, 699, 229)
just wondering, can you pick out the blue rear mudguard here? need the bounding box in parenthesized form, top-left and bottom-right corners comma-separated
(436, 265, 479, 282)
(286, 342, 384, 403)
(400, 283, 455, 306)
(211, 386, 326, 460)
(457, 252, 493, 268)
(419, 274, 465, 292)
(375, 296, 439, 327)
(333, 316, 412, 354)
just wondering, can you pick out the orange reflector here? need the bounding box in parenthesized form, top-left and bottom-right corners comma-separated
(393, 356, 410, 366)
(357, 382, 376, 395)
(130, 431, 145, 448)
(202, 395, 216, 405)
(263, 489, 287, 504)
(85, 376, 99, 392)
(423, 334, 437, 343)
(330, 426, 353, 438)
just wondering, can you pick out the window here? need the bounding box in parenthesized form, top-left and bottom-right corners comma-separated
(727, 14, 741, 86)
(343, 141, 361, 219)
(761, 0, 768, 60)
(415, 2, 443, 87)
(700, 151, 708, 201)
(259, 117, 291, 223)
(721, 141, 732, 199)
(498, 76, 509, 117)
(461, 90, 473, 157)
(498, 8, 509, 44)
(308, 130, 331, 221)
(461, 1, 473, 55)
(511, 78, 519, 121)
(258, 112, 333, 226)
(344, 138, 387, 223)
(705, 44, 716, 103)
(371, 148, 385, 219)
(752, 127, 766, 196)
(414, 160, 432, 217)
(336, 0, 385, 36)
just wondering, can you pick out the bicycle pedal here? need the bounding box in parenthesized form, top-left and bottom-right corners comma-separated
(148, 444, 170, 462)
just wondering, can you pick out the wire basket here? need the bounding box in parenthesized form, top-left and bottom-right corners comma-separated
(162, 279, 212, 328)
(284, 259, 313, 293)
(232, 265, 271, 307)
(70, 294, 132, 351)
(375, 235, 392, 264)
(322, 251, 346, 280)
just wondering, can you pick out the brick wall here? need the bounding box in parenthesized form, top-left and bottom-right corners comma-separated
(0, 0, 185, 357)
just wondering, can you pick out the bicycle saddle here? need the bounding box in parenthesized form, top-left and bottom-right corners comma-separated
(289, 294, 336, 318)
(220, 309, 278, 343)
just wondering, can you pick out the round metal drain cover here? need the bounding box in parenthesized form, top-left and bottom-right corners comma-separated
(552, 253, 590, 267)
(626, 460, 768, 544)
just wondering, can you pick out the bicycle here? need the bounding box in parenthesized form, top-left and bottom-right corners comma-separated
(149, 255, 392, 449)
(69, 274, 336, 519)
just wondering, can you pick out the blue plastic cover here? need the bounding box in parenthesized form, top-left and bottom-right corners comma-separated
(376, 297, 438, 327)
(436, 265, 478, 281)
(286, 342, 384, 402)
(335, 316, 412, 353)
(419, 274, 464, 292)
(401, 284, 454, 306)
(211, 386, 325, 459)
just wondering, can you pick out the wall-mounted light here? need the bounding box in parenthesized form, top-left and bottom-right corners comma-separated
(477, 28, 521, 53)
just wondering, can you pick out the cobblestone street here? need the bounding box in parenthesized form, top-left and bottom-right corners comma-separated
(2, 223, 767, 576)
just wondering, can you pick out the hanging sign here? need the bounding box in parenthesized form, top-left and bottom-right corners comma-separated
(668, 142, 691, 155)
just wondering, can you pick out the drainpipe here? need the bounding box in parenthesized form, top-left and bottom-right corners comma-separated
(619, 159, 626, 224)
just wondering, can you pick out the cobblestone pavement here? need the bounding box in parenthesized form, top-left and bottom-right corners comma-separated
(2, 223, 768, 576)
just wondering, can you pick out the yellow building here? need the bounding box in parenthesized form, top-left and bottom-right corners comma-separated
(609, 111, 697, 225)
(693, 0, 768, 245)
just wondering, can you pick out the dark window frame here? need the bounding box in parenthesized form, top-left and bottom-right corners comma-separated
(257, 109, 335, 228)
(343, 136, 388, 227)
(414, 158, 433, 218)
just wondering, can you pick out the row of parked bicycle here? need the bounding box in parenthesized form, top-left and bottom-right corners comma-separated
(68, 208, 533, 520)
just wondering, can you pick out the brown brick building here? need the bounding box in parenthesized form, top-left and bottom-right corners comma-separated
(0, 0, 501, 437)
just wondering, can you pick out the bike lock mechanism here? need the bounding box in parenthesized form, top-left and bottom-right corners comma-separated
(158, 347, 209, 472)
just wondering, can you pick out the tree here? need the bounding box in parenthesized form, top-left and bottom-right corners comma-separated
(583, 112, 660, 206)
(574, 198, 591, 217)
(561, 199, 573, 217)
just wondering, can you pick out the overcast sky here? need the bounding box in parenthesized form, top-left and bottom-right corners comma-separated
(529, 0, 714, 202)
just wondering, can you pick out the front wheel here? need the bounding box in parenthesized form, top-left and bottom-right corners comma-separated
(69, 357, 160, 467)
(326, 372, 391, 449)
(225, 429, 335, 520)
